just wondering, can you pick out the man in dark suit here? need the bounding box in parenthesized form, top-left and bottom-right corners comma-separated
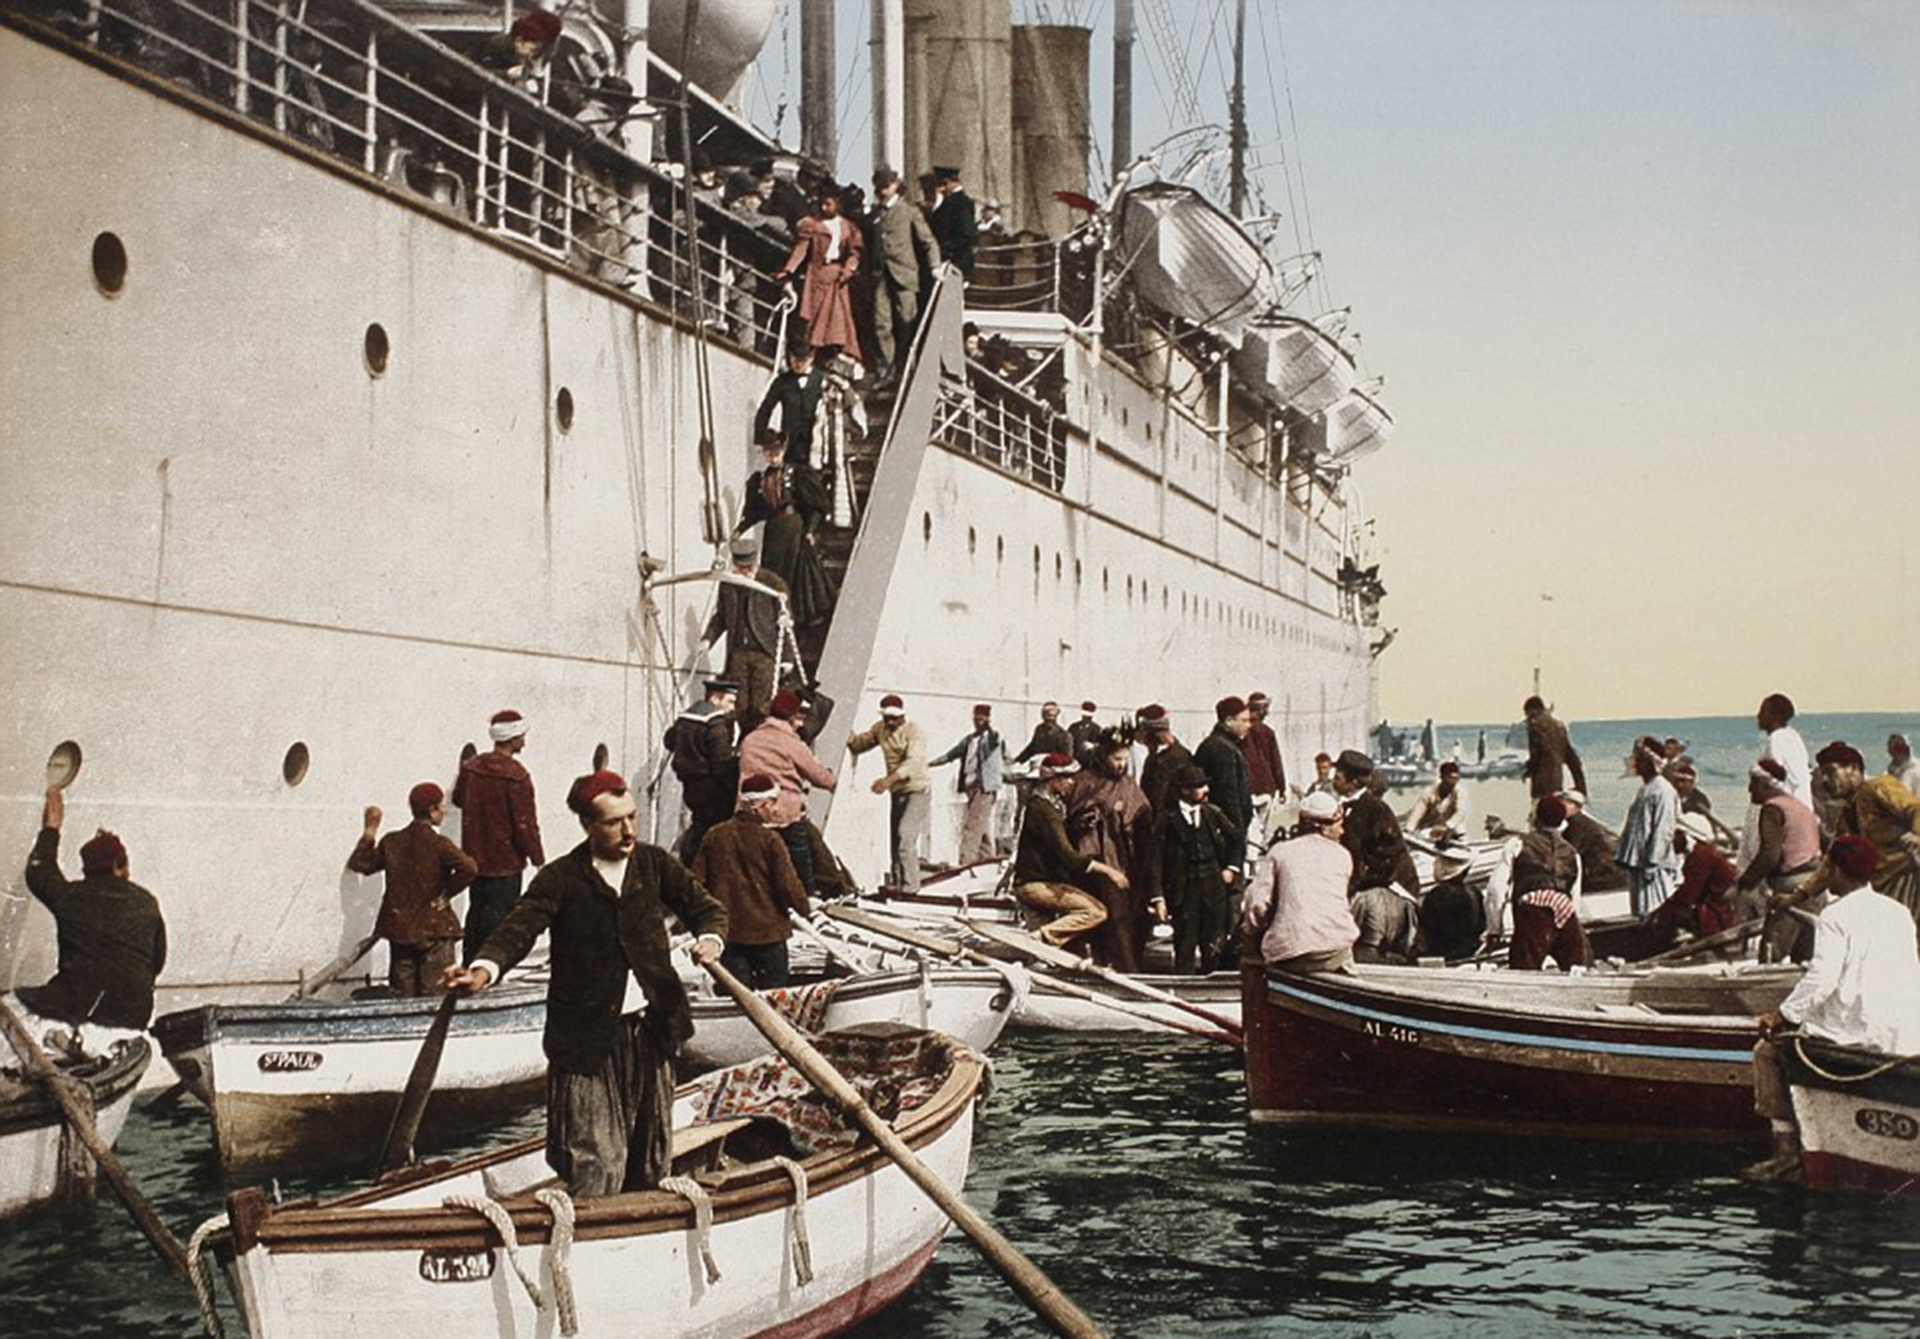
(1523, 695, 1587, 800)
(753, 344, 827, 468)
(446, 771, 727, 1197)
(928, 165, 977, 281)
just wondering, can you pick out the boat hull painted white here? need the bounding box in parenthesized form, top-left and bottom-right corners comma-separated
(0, 1040, 150, 1218)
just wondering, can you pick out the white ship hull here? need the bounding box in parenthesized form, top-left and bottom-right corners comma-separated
(0, 13, 1374, 992)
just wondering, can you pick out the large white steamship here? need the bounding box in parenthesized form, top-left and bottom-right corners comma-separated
(0, 0, 1392, 991)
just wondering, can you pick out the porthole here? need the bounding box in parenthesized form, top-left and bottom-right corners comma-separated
(1074, 559, 1082, 584)
(1032, 544, 1041, 572)
(283, 741, 311, 787)
(460, 741, 479, 763)
(1126, 576, 1134, 600)
(1102, 567, 1110, 592)
(364, 322, 390, 376)
(923, 512, 933, 542)
(556, 386, 575, 431)
(968, 526, 978, 555)
(1054, 553, 1063, 580)
(996, 535, 1005, 563)
(46, 740, 83, 790)
(91, 231, 127, 295)
(592, 741, 609, 770)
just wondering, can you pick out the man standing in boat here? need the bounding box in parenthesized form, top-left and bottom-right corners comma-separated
(1616, 737, 1681, 920)
(1196, 696, 1256, 855)
(446, 771, 727, 1197)
(1240, 791, 1358, 974)
(1067, 730, 1160, 972)
(1242, 692, 1287, 844)
(1159, 766, 1245, 973)
(1483, 796, 1591, 971)
(1745, 834, 1920, 1182)
(736, 688, 836, 899)
(691, 774, 809, 989)
(846, 694, 932, 893)
(1137, 704, 1193, 822)
(1796, 741, 1920, 921)
(347, 783, 476, 997)
(1330, 750, 1421, 964)
(11, 785, 166, 1050)
(452, 708, 545, 964)
(663, 676, 741, 863)
(1522, 695, 1587, 801)
(1731, 759, 1822, 961)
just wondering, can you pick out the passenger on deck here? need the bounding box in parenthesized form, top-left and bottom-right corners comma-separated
(473, 8, 561, 87)
(1016, 701, 1072, 763)
(1485, 796, 1590, 972)
(1012, 754, 1123, 949)
(691, 774, 810, 990)
(928, 166, 977, 281)
(1159, 767, 1245, 974)
(702, 533, 791, 734)
(347, 783, 475, 997)
(1067, 730, 1160, 972)
(1732, 759, 1823, 962)
(1195, 697, 1256, 851)
(1242, 692, 1286, 844)
(1136, 704, 1194, 823)
(1331, 749, 1421, 965)
(1522, 695, 1587, 800)
(735, 689, 834, 901)
(663, 676, 741, 863)
(1406, 761, 1469, 841)
(774, 186, 862, 362)
(868, 166, 941, 386)
(1616, 737, 1681, 920)
(1799, 741, 1920, 921)
(10, 785, 166, 1050)
(1888, 733, 1920, 797)
(846, 695, 931, 894)
(1745, 834, 1920, 1182)
(1240, 792, 1357, 974)
(452, 709, 546, 964)
(1558, 789, 1627, 894)
(1648, 812, 1736, 946)
(1067, 702, 1103, 763)
(737, 429, 834, 629)
(754, 345, 827, 469)
(930, 703, 1007, 865)
(447, 772, 726, 1198)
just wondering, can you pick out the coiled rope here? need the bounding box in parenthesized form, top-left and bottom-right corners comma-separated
(1793, 1034, 1917, 1084)
(773, 1156, 814, 1286)
(660, 1175, 722, 1283)
(443, 1195, 545, 1309)
(533, 1189, 579, 1336)
(187, 1212, 229, 1339)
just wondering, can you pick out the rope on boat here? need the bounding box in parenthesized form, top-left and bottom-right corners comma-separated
(187, 1212, 229, 1339)
(774, 1156, 815, 1286)
(1792, 1035, 1916, 1084)
(660, 1175, 722, 1283)
(533, 1189, 580, 1337)
(443, 1195, 545, 1311)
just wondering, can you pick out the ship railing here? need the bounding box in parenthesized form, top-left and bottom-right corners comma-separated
(23, 0, 792, 351)
(933, 362, 1068, 493)
(966, 229, 1096, 325)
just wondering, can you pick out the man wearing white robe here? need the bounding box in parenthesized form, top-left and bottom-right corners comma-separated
(1616, 737, 1680, 919)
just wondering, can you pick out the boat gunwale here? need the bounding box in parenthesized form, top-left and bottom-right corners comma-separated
(0, 1036, 151, 1137)
(683, 966, 1015, 1017)
(236, 1050, 985, 1253)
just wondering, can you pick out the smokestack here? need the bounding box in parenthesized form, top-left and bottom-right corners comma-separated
(1112, 0, 1133, 173)
(903, 0, 1011, 215)
(1010, 25, 1089, 237)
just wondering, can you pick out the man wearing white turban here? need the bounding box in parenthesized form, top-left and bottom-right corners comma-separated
(452, 708, 546, 960)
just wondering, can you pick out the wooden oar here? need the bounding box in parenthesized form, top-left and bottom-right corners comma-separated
(373, 992, 459, 1176)
(289, 932, 381, 1000)
(1633, 915, 1764, 966)
(819, 905, 1236, 1042)
(960, 917, 1245, 1038)
(0, 999, 191, 1278)
(701, 958, 1108, 1339)
(790, 911, 882, 973)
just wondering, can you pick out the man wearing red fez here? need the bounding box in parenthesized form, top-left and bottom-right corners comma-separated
(1747, 832, 1920, 1182)
(1484, 795, 1591, 972)
(691, 774, 810, 989)
(347, 782, 477, 997)
(736, 688, 836, 899)
(446, 772, 726, 1197)
(452, 708, 545, 964)
(13, 784, 167, 1048)
(931, 703, 1008, 865)
(1241, 691, 1287, 842)
(1194, 696, 1255, 864)
(476, 7, 563, 82)
(847, 694, 931, 893)
(1797, 741, 1920, 921)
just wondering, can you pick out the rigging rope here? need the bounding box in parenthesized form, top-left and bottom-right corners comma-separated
(187, 1212, 229, 1339)
(660, 1175, 723, 1283)
(773, 1156, 816, 1286)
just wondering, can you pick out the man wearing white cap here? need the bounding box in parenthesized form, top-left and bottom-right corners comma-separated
(1012, 753, 1123, 948)
(452, 708, 546, 962)
(847, 694, 931, 892)
(1732, 758, 1824, 961)
(1240, 791, 1357, 974)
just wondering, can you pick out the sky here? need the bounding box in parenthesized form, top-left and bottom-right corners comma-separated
(741, 0, 1920, 722)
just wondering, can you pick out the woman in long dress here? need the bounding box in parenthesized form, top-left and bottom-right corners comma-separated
(774, 188, 862, 360)
(737, 431, 835, 629)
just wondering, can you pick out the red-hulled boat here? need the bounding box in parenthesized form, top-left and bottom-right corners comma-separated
(1242, 961, 1802, 1142)
(1782, 1035, 1920, 1196)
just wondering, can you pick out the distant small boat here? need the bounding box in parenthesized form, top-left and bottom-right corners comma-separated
(682, 963, 1026, 1069)
(0, 1036, 151, 1219)
(204, 1026, 988, 1339)
(1781, 1035, 1920, 1196)
(1244, 961, 1802, 1141)
(152, 987, 549, 1173)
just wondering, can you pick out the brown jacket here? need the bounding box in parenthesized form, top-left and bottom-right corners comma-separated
(691, 813, 811, 945)
(1524, 711, 1587, 798)
(452, 750, 545, 876)
(349, 821, 476, 946)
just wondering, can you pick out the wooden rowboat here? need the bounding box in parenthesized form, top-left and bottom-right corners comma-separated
(152, 987, 550, 1173)
(0, 1035, 151, 1219)
(1243, 960, 1803, 1141)
(205, 1026, 987, 1339)
(1781, 1035, 1920, 1196)
(682, 963, 1026, 1070)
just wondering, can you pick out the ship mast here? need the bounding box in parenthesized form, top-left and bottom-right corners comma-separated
(800, 0, 836, 170)
(871, 0, 905, 172)
(1228, 0, 1248, 216)
(1112, 0, 1133, 173)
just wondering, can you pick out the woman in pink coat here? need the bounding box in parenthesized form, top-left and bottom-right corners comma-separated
(775, 188, 863, 360)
